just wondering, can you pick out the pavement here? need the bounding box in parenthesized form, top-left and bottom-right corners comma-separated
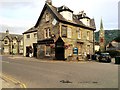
(0, 73, 25, 88)
(0, 55, 27, 88)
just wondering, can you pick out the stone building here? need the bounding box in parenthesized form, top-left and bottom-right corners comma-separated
(0, 30, 23, 55)
(34, 0, 96, 60)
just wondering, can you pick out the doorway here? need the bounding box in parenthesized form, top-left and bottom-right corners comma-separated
(33, 43, 37, 57)
(55, 37, 65, 60)
(26, 46, 29, 57)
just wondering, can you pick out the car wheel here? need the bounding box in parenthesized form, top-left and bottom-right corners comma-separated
(107, 60, 111, 63)
(99, 59, 101, 62)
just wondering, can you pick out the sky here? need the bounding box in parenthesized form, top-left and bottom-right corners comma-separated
(0, 0, 119, 34)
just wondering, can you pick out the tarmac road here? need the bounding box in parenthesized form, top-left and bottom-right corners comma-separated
(1, 55, 119, 88)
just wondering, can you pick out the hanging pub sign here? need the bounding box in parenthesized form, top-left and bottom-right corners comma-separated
(73, 47, 78, 55)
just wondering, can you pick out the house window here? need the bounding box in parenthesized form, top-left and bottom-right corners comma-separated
(78, 44, 82, 54)
(4, 40, 8, 44)
(87, 45, 90, 54)
(44, 28, 51, 38)
(61, 25, 67, 37)
(45, 45, 50, 56)
(87, 31, 90, 40)
(34, 33, 37, 38)
(26, 34, 30, 39)
(78, 29, 82, 39)
(67, 27, 72, 38)
(45, 13, 49, 22)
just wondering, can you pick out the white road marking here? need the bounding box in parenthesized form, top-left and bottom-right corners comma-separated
(2, 61, 10, 63)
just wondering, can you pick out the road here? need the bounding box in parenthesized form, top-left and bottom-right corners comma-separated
(1, 55, 119, 88)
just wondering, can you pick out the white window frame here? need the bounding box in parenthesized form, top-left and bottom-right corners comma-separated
(44, 28, 51, 38)
(67, 27, 72, 38)
(61, 25, 67, 37)
(87, 31, 90, 40)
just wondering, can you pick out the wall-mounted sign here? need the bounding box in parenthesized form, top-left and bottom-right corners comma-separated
(52, 19, 57, 25)
(73, 47, 78, 55)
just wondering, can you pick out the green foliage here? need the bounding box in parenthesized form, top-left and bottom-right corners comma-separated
(114, 36, 120, 42)
(95, 30, 120, 45)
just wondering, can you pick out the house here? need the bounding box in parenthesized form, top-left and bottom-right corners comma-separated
(33, 0, 96, 60)
(106, 36, 120, 51)
(23, 27, 37, 57)
(95, 41, 100, 52)
(0, 30, 23, 55)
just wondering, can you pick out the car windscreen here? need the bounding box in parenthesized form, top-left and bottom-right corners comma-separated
(101, 53, 110, 56)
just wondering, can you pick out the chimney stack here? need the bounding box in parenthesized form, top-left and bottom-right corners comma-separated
(6, 30, 9, 35)
(45, 0, 52, 5)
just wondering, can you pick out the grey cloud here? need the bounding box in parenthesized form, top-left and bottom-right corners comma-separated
(0, 24, 29, 34)
(0, 1, 36, 9)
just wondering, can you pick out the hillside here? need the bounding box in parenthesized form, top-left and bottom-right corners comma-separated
(95, 30, 120, 45)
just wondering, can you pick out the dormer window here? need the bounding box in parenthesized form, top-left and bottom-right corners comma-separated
(77, 11, 90, 26)
(58, 5, 73, 21)
(45, 13, 49, 22)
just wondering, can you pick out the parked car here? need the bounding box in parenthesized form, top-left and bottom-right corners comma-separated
(98, 53, 111, 63)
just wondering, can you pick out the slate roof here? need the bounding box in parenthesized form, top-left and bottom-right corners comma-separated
(0, 32, 23, 42)
(34, 3, 96, 30)
(23, 27, 37, 34)
(57, 5, 73, 13)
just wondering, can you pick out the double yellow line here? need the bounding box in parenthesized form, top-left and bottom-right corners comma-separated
(1, 73, 27, 88)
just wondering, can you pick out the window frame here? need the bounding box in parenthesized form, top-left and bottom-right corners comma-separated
(45, 45, 51, 56)
(26, 34, 30, 39)
(4, 40, 8, 45)
(61, 25, 67, 37)
(34, 33, 37, 38)
(44, 28, 51, 38)
(78, 29, 82, 39)
(87, 31, 90, 40)
(45, 13, 49, 22)
(67, 27, 72, 38)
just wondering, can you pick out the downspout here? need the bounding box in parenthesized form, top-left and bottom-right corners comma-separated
(93, 30, 95, 54)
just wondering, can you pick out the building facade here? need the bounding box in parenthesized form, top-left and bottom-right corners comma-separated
(0, 30, 23, 55)
(34, 0, 96, 60)
(23, 27, 37, 57)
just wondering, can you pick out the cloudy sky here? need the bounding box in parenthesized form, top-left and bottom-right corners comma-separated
(0, 0, 119, 34)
